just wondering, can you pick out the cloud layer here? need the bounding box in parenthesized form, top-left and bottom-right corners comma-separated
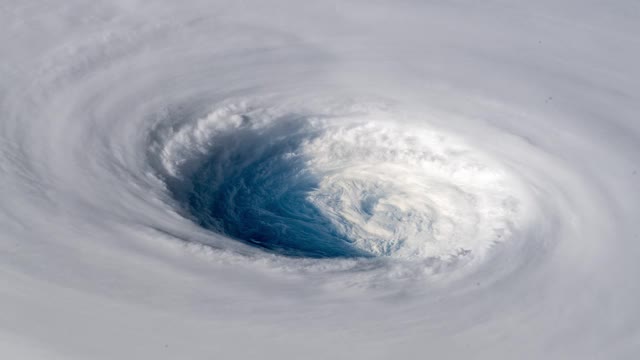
(1, 1, 639, 359)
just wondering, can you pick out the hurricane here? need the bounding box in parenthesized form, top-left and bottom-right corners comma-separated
(1, 1, 639, 359)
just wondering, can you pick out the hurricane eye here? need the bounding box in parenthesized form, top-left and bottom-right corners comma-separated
(155, 101, 533, 267)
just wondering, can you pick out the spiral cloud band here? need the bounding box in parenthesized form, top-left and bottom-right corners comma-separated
(1, 1, 639, 359)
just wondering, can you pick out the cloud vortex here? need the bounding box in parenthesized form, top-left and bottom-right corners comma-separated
(1, 1, 639, 359)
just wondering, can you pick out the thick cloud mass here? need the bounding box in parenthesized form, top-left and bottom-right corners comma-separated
(1, 1, 639, 359)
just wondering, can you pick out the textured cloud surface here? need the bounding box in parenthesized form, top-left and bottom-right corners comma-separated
(1, 1, 639, 359)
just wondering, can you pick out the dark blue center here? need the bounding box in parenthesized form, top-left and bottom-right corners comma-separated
(172, 119, 368, 258)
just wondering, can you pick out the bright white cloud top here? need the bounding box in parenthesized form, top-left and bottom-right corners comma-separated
(1, 1, 639, 359)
